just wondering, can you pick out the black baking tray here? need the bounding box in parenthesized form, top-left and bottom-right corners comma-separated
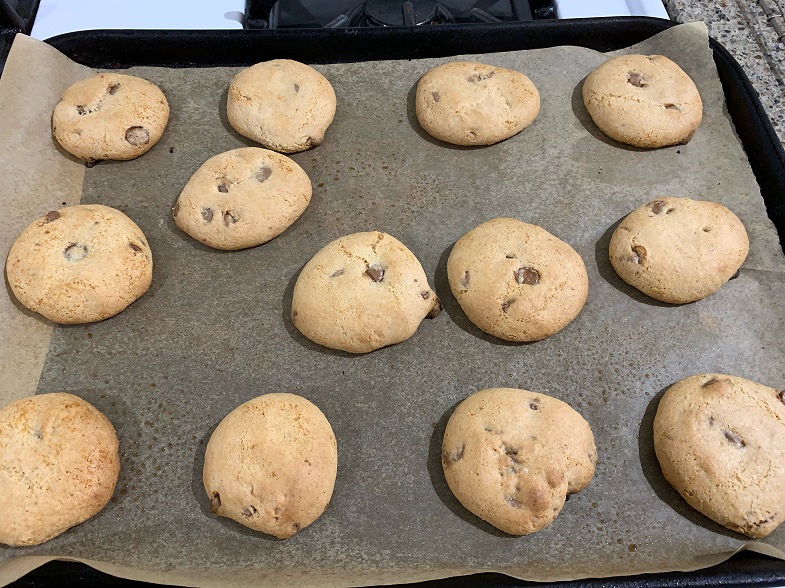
(6, 16, 785, 588)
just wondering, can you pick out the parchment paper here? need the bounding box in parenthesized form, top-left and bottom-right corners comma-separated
(1, 22, 785, 587)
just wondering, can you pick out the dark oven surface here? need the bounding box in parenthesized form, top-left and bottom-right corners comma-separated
(5, 16, 785, 588)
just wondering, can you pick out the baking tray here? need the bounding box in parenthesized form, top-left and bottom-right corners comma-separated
(6, 16, 785, 588)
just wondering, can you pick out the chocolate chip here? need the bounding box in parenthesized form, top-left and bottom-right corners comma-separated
(431, 91, 440, 102)
(209, 492, 221, 513)
(505, 253, 516, 259)
(421, 291, 431, 299)
(217, 182, 229, 193)
(365, 265, 385, 282)
(631, 245, 647, 264)
(503, 445, 518, 456)
(702, 226, 712, 233)
(44, 211, 60, 222)
(330, 269, 345, 278)
(223, 210, 239, 226)
(529, 402, 539, 410)
(515, 267, 540, 285)
(501, 298, 515, 312)
(63, 243, 88, 261)
(461, 270, 470, 289)
(444, 443, 465, 464)
(723, 429, 746, 448)
(172, 201, 180, 218)
(294, 83, 300, 93)
(85, 159, 99, 168)
(125, 126, 150, 146)
(778, 390, 785, 405)
(505, 496, 523, 508)
(427, 296, 443, 319)
(129, 243, 142, 253)
(667, 207, 676, 214)
(256, 166, 272, 182)
(627, 72, 644, 87)
(169, 146, 174, 153)
(201, 207, 214, 222)
(76, 105, 87, 115)
(242, 506, 258, 517)
(650, 200, 667, 214)
(108, 83, 120, 95)
(664, 103, 680, 111)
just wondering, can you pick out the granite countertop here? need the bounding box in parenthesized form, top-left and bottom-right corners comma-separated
(666, 0, 785, 143)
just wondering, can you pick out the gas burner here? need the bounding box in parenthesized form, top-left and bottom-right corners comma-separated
(364, 0, 438, 26)
(246, 0, 555, 29)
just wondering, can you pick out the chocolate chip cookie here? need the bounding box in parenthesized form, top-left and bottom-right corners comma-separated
(583, 54, 702, 148)
(52, 73, 169, 162)
(203, 393, 338, 539)
(227, 59, 336, 153)
(6, 204, 153, 324)
(442, 387, 597, 536)
(173, 147, 312, 250)
(291, 231, 441, 353)
(415, 61, 540, 146)
(654, 374, 785, 538)
(609, 197, 748, 304)
(447, 218, 588, 342)
(0, 393, 120, 546)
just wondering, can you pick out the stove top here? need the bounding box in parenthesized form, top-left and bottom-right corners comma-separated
(246, 0, 555, 28)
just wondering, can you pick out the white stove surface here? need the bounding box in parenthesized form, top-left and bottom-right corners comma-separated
(30, 0, 668, 40)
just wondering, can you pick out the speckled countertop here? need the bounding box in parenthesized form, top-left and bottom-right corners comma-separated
(666, 0, 785, 143)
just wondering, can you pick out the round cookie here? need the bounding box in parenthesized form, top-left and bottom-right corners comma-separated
(52, 73, 169, 162)
(203, 393, 338, 539)
(582, 54, 702, 148)
(0, 393, 120, 546)
(292, 231, 442, 353)
(442, 388, 597, 536)
(654, 374, 785, 538)
(609, 197, 748, 304)
(415, 61, 540, 146)
(173, 147, 312, 250)
(227, 59, 336, 153)
(447, 218, 588, 342)
(6, 204, 153, 324)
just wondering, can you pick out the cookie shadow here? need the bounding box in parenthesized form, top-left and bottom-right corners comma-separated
(190, 419, 279, 541)
(638, 386, 747, 540)
(435, 244, 532, 347)
(571, 78, 650, 153)
(405, 82, 488, 152)
(280, 261, 364, 359)
(428, 402, 516, 538)
(594, 218, 675, 308)
(218, 85, 261, 148)
(50, 134, 85, 165)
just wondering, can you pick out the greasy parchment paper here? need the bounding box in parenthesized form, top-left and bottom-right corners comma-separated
(1, 22, 785, 587)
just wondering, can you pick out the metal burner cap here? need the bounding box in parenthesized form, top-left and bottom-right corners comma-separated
(364, 0, 438, 26)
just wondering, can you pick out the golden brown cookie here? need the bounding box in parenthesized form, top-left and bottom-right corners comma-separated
(0, 393, 120, 546)
(227, 59, 336, 153)
(52, 73, 169, 162)
(609, 197, 748, 304)
(415, 61, 540, 146)
(582, 54, 702, 148)
(447, 218, 588, 342)
(654, 374, 785, 538)
(173, 147, 312, 250)
(203, 393, 338, 539)
(442, 388, 597, 535)
(291, 231, 441, 353)
(6, 204, 153, 324)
